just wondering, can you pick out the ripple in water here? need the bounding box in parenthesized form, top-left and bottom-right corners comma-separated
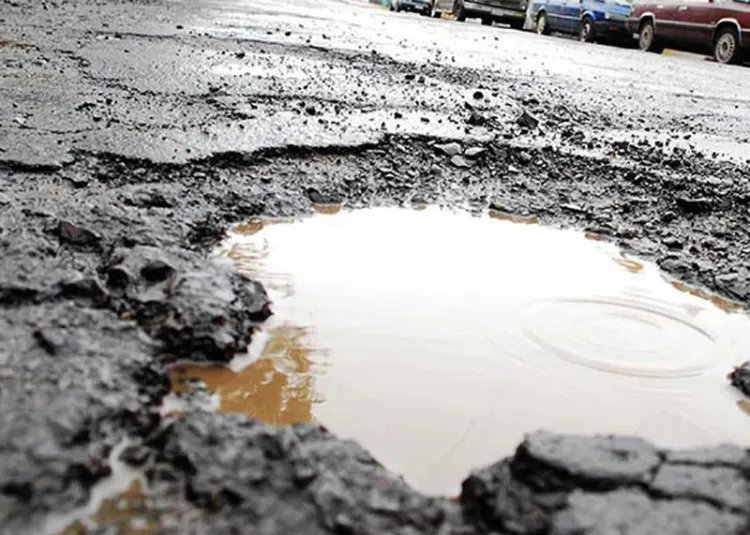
(172, 207, 750, 496)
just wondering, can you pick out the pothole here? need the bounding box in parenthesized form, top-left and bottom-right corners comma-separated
(171, 206, 750, 495)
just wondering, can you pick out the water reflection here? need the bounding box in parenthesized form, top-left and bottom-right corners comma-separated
(616, 258, 644, 274)
(671, 280, 742, 313)
(233, 221, 264, 235)
(313, 203, 342, 215)
(58, 480, 158, 535)
(204, 206, 750, 495)
(488, 209, 539, 225)
(170, 325, 321, 425)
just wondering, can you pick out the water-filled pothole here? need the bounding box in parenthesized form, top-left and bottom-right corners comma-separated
(171, 207, 750, 495)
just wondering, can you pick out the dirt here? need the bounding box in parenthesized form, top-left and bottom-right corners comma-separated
(3, 0, 750, 533)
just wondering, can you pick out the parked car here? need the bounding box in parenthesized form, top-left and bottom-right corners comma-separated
(627, 0, 750, 64)
(534, 0, 633, 42)
(389, 0, 432, 15)
(430, 0, 528, 29)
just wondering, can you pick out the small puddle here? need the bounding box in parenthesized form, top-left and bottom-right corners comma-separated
(47, 442, 156, 535)
(174, 207, 750, 495)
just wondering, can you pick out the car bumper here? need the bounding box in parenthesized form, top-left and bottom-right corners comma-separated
(399, 0, 431, 10)
(625, 18, 639, 35)
(464, 1, 526, 20)
(594, 19, 629, 36)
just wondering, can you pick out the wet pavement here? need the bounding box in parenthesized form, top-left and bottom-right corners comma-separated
(3, 0, 750, 533)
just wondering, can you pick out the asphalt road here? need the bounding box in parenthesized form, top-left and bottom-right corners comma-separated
(4, 0, 750, 166)
(3, 0, 750, 534)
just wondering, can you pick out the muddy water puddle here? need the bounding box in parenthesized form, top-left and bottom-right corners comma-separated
(173, 206, 750, 495)
(48, 443, 158, 535)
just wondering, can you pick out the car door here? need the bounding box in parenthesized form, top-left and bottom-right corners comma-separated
(561, 0, 584, 32)
(675, 0, 713, 43)
(540, 0, 557, 29)
(653, 0, 683, 42)
(545, 0, 566, 30)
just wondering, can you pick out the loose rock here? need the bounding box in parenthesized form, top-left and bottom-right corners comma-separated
(435, 142, 462, 156)
(516, 109, 540, 129)
(450, 155, 472, 168)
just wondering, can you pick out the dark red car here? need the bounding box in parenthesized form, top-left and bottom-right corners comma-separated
(627, 0, 750, 64)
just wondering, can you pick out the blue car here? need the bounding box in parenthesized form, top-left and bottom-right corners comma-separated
(532, 0, 632, 43)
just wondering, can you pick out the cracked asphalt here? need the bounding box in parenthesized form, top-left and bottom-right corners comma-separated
(3, 0, 750, 533)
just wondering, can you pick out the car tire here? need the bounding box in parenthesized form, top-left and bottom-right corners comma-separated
(536, 12, 550, 35)
(580, 16, 596, 42)
(453, 0, 466, 21)
(638, 20, 663, 54)
(714, 27, 743, 65)
(481, 16, 493, 25)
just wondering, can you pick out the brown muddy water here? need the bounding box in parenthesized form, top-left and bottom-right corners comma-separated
(49, 442, 158, 535)
(171, 206, 750, 496)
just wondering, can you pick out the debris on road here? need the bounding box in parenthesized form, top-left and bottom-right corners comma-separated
(516, 109, 540, 129)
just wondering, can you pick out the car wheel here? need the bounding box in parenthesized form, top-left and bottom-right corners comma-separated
(638, 20, 663, 53)
(714, 28, 743, 64)
(453, 0, 466, 21)
(481, 16, 492, 25)
(536, 12, 550, 35)
(580, 16, 596, 42)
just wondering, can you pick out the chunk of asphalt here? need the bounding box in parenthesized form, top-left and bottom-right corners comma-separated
(53, 220, 101, 249)
(650, 464, 750, 513)
(516, 109, 540, 129)
(729, 361, 750, 397)
(306, 187, 340, 205)
(676, 196, 714, 214)
(464, 147, 486, 158)
(511, 431, 661, 492)
(148, 412, 462, 534)
(551, 489, 746, 535)
(105, 246, 271, 363)
(665, 444, 750, 468)
(435, 142, 462, 156)
(461, 459, 560, 534)
(450, 155, 471, 169)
